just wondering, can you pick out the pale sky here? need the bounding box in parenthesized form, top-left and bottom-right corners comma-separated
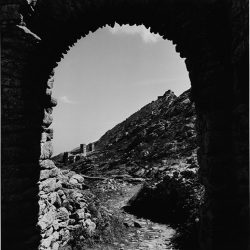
(53, 24, 190, 155)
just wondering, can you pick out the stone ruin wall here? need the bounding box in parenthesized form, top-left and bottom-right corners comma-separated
(63, 142, 96, 164)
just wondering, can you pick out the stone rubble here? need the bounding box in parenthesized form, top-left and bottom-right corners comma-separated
(38, 160, 96, 250)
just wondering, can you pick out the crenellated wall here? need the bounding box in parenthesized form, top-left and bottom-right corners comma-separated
(1, 0, 248, 249)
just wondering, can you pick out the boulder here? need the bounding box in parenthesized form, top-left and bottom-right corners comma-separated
(51, 242, 59, 250)
(41, 235, 53, 248)
(38, 199, 47, 215)
(49, 192, 62, 207)
(70, 174, 84, 183)
(41, 132, 48, 143)
(60, 229, 70, 242)
(75, 208, 85, 220)
(69, 178, 78, 185)
(38, 208, 57, 231)
(40, 141, 53, 160)
(42, 110, 53, 127)
(52, 219, 60, 231)
(85, 219, 96, 235)
(39, 178, 62, 193)
(40, 159, 56, 169)
(40, 168, 61, 181)
(56, 207, 69, 221)
(45, 227, 53, 238)
(52, 231, 60, 241)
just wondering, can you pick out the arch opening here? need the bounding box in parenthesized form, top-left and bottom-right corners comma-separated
(52, 24, 191, 155)
(49, 24, 200, 249)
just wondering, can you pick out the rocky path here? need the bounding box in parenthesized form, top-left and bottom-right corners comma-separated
(85, 179, 175, 250)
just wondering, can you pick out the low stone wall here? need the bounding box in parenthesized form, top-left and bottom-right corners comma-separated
(38, 160, 96, 249)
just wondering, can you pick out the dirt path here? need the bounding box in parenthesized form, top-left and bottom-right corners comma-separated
(86, 179, 175, 250)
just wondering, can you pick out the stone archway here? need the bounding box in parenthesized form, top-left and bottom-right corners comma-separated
(1, 0, 248, 249)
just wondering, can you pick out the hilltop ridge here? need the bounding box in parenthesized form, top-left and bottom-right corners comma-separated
(94, 89, 197, 167)
(54, 88, 198, 182)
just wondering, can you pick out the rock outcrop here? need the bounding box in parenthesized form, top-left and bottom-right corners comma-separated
(62, 89, 197, 183)
(95, 89, 196, 163)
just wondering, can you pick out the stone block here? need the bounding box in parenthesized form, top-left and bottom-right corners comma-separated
(70, 174, 84, 184)
(40, 168, 61, 181)
(42, 110, 53, 127)
(40, 141, 53, 160)
(39, 178, 61, 193)
(44, 128, 54, 141)
(51, 242, 59, 250)
(38, 207, 57, 231)
(75, 208, 85, 220)
(56, 207, 69, 221)
(40, 159, 56, 169)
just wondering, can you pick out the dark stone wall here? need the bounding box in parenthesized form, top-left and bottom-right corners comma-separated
(1, 0, 248, 249)
(1, 20, 42, 250)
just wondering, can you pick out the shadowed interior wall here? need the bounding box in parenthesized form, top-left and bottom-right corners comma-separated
(1, 0, 248, 249)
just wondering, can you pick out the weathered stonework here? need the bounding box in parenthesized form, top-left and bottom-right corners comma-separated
(1, 0, 248, 250)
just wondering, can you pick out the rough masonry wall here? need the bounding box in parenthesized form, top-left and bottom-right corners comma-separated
(1, 0, 249, 249)
(1, 20, 42, 250)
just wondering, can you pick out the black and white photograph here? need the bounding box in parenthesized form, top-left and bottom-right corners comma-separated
(1, 0, 249, 249)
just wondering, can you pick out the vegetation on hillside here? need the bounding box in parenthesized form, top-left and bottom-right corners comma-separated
(54, 88, 203, 249)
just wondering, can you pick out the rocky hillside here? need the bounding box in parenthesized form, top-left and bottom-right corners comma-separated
(47, 88, 202, 250)
(59, 89, 198, 183)
(94, 89, 196, 165)
(53, 89, 197, 170)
